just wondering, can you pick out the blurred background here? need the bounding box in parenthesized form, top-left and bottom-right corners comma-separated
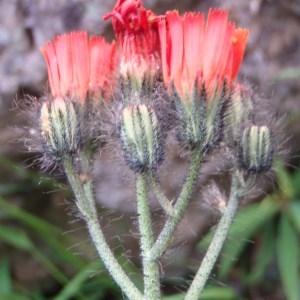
(0, 0, 300, 299)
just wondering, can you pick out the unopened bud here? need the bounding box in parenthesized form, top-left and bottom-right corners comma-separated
(240, 125, 273, 173)
(203, 181, 227, 214)
(120, 104, 163, 172)
(40, 98, 80, 159)
(226, 85, 253, 143)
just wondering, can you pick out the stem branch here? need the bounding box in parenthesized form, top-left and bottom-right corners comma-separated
(136, 174, 160, 299)
(63, 157, 143, 300)
(150, 149, 202, 260)
(146, 171, 175, 217)
(185, 172, 240, 300)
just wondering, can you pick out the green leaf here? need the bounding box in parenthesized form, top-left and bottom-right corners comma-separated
(0, 293, 30, 300)
(0, 197, 60, 236)
(0, 225, 69, 286)
(0, 258, 12, 293)
(277, 214, 300, 300)
(288, 200, 300, 233)
(31, 248, 69, 286)
(162, 286, 238, 300)
(274, 159, 294, 199)
(198, 196, 280, 278)
(0, 226, 33, 250)
(245, 220, 276, 283)
(0, 183, 37, 196)
(54, 261, 104, 300)
(0, 155, 55, 190)
(200, 286, 238, 299)
(0, 197, 85, 269)
(292, 168, 300, 196)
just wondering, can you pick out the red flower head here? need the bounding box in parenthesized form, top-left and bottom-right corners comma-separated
(158, 9, 248, 101)
(103, 0, 161, 90)
(40, 31, 118, 103)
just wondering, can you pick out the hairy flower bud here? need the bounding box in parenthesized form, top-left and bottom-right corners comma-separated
(174, 83, 228, 151)
(226, 85, 253, 144)
(120, 104, 163, 172)
(40, 98, 80, 159)
(240, 125, 273, 173)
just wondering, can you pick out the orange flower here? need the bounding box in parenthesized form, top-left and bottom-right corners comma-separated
(104, 0, 160, 90)
(158, 9, 248, 101)
(40, 31, 118, 103)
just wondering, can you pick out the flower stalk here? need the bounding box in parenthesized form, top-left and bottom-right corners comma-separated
(146, 171, 175, 217)
(149, 149, 203, 260)
(185, 171, 241, 300)
(62, 156, 143, 300)
(136, 174, 160, 299)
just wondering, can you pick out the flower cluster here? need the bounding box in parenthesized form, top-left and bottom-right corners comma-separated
(37, 0, 273, 174)
(30, 2, 278, 298)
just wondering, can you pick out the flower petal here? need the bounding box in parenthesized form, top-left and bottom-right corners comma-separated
(71, 32, 90, 102)
(203, 9, 229, 83)
(182, 12, 205, 90)
(227, 28, 249, 81)
(40, 42, 60, 97)
(54, 34, 73, 97)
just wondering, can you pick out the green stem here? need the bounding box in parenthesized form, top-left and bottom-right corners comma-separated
(146, 171, 175, 217)
(136, 174, 160, 299)
(62, 157, 143, 300)
(149, 149, 202, 260)
(185, 173, 240, 300)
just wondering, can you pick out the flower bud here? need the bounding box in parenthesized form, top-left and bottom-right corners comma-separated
(40, 98, 80, 159)
(120, 104, 163, 172)
(226, 85, 253, 144)
(240, 125, 273, 173)
(175, 88, 206, 150)
(175, 83, 228, 152)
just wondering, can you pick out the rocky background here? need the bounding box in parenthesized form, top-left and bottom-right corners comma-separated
(0, 0, 299, 297)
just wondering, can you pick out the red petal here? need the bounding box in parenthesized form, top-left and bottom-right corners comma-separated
(182, 12, 204, 87)
(89, 37, 118, 99)
(203, 9, 229, 83)
(216, 22, 235, 81)
(165, 11, 183, 85)
(228, 28, 249, 80)
(158, 18, 169, 86)
(54, 34, 73, 96)
(40, 41, 60, 97)
(71, 32, 90, 102)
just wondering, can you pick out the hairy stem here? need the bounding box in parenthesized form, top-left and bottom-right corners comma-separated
(136, 174, 160, 299)
(185, 172, 240, 300)
(149, 149, 202, 260)
(146, 171, 175, 217)
(63, 157, 143, 300)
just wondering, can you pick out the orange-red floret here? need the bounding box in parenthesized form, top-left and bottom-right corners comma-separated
(103, 0, 160, 84)
(158, 9, 249, 100)
(40, 31, 118, 102)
